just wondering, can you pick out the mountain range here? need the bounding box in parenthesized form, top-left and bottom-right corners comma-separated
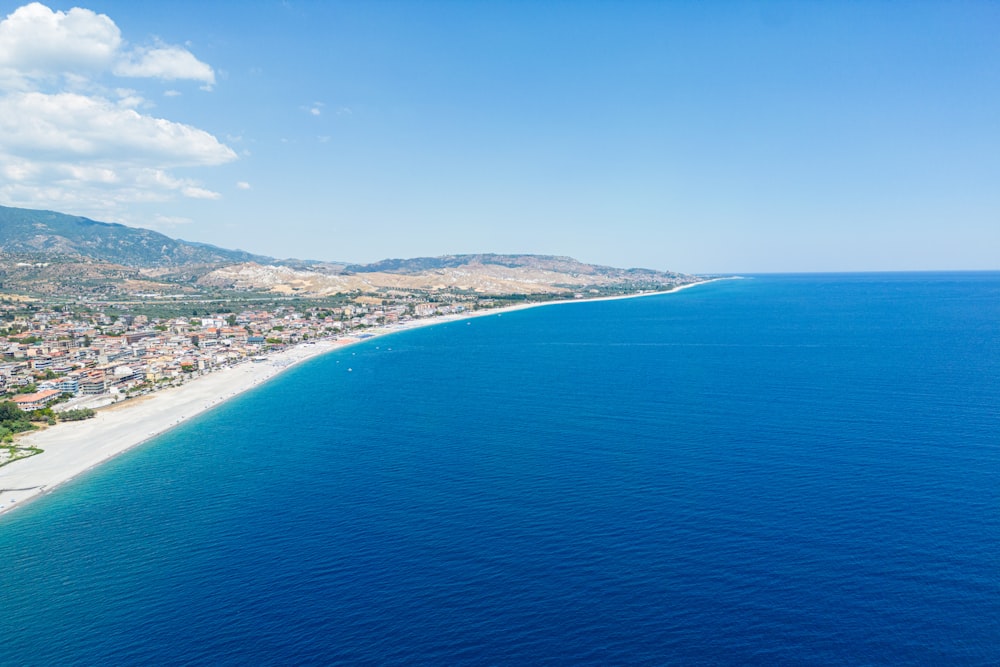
(0, 204, 695, 298)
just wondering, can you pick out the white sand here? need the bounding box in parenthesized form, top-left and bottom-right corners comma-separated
(0, 342, 336, 515)
(0, 279, 724, 518)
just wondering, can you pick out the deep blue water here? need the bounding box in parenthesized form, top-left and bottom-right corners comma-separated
(1, 273, 999, 665)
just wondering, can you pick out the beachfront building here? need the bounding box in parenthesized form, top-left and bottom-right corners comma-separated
(12, 388, 62, 411)
(58, 376, 80, 394)
(80, 372, 107, 395)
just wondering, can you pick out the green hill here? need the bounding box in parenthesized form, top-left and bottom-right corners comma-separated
(0, 205, 271, 268)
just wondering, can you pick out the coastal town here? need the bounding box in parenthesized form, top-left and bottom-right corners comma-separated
(1, 213, 696, 429)
(0, 281, 702, 514)
(0, 296, 487, 416)
(0, 289, 523, 495)
(0, 210, 701, 512)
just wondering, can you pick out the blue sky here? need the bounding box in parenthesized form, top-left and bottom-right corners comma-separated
(0, 1, 997, 273)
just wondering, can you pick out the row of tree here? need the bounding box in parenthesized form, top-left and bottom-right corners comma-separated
(0, 401, 95, 443)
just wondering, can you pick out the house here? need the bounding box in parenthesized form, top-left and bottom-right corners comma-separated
(80, 371, 107, 395)
(12, 388, 62, 411)
(30, 356, 53, 371)
(59, 376, 80, 394)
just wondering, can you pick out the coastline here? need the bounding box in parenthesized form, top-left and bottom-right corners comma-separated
(0, 342, 337, 516)
(0, 279, 722, 519)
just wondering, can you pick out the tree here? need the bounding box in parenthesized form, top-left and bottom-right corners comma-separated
(59, 408, 96, 421)
(0, 401, 24, 423)
(0, 401, 34, 434)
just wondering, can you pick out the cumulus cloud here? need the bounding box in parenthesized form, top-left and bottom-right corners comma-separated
(0, 3, 120, 87)
(0, 3, 215, 88)
(181, 185, 221, 199)
(0, 2, 233, 216)
(0, 92, 236, 166)
(0, 157, 226, 210)
(236, 181, 251, 190)
(114, 45, 215, 87)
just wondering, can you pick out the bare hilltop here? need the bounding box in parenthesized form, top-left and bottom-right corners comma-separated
(0, 205, 697, 301)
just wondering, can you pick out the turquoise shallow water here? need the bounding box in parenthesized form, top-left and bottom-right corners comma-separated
(1, 273, 998, 665)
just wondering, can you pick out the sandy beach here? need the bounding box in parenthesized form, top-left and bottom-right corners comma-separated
(0, 280, 722, 518)
(0, 342, 340, 515)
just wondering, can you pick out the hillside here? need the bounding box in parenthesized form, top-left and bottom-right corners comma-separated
(0, 253, 204, 298)
(348, 254, 662, 277)
(0, 205, 270, 267)
(200, 255, 695, 297)
(0, 205, 697, 300)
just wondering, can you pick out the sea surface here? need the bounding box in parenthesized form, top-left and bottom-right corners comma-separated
(1, 273, 998, 665)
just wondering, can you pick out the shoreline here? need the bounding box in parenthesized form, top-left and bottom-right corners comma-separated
(0, 342, 337, 516)
(0, 279, 723, 519)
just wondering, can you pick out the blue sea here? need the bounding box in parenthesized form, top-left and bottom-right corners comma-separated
(1, 273, 999, 665)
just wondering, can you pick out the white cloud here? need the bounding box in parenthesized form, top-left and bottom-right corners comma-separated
(0, 157, 225, 210)
(305, 101, 324, 116)
(0, 3, 234, 218)
(59, 163, 119, 183)
(181, 185, 221, 199)
(0, 3, 121, 86)
(114, 88, 147, 109)
(0, 3, 215, 89)
(114, 45, 215, 87)
(164, 89, 181, 97)
(0, 92, 236, 166)
(1, 157, 41, 181)
(236, 181, 251, 190)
